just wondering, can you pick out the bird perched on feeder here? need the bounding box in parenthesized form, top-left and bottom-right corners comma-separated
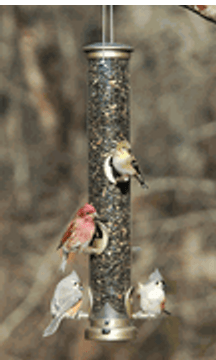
(104, 140, 148, 188)
(43, 270, 84, 337)
(137, 268, 170, 317)
(57, 203, 98, 272)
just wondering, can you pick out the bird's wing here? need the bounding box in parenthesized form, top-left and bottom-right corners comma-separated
(58, 287, 83, 311)
(131, 156, 142, 175)
(53, 271, 81, 299)
(139, 286, 150, 311)
(131, 157, 148, 188)
(50, 296, 60, 316)
(57, 220, 76, 249)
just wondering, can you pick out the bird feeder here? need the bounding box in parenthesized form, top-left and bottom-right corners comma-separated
(43, 6, 170, 343)
(83, 43, 136, 341)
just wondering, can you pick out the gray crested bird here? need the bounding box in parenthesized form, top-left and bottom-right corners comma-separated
(43, 270, 84, 337)
(137, 268, 170, 317)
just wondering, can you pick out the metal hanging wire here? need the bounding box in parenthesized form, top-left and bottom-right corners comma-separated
(102, 5, 106, 61)
(102, 5, 114, 61)
(110, 5, 114, 43)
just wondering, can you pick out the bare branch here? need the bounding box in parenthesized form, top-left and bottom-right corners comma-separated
(182, 5, 216, 24)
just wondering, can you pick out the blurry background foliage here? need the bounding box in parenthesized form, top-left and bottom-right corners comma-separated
(1, 5, 216, 360)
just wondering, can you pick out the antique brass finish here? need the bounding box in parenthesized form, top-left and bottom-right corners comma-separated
(85, 318, 137, 341)
(85, 304, 137, 341)
(83, 42, 133, 59)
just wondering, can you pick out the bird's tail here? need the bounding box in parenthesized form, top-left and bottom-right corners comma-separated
(163, 309, 171, 315)
(56, 242, 62, 250)
(59, 248, 69, 272)
(43, 315, 63, 337)
(131, 159, 148, 189)
(135, 173, 148, 189)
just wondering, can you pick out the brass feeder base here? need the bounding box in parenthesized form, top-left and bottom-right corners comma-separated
(85, 318, 137, 342)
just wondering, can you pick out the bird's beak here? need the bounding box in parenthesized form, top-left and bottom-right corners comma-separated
(93, 212, 105, 222)
(162, 280, 166, 289)
(92, 212, 109, 224)
(92, 211, 99, 219)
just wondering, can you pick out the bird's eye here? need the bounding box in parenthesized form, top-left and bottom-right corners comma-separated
(86, 212, 90, 215)
(156, 281, 159, 285)
(74, 282, 77, 286)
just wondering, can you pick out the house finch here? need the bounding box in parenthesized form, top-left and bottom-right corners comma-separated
(137, 268, 170, 317)
(57, 203, 98, 272)
(43, 270, 84, 337)
(104, 140, 148, 188)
